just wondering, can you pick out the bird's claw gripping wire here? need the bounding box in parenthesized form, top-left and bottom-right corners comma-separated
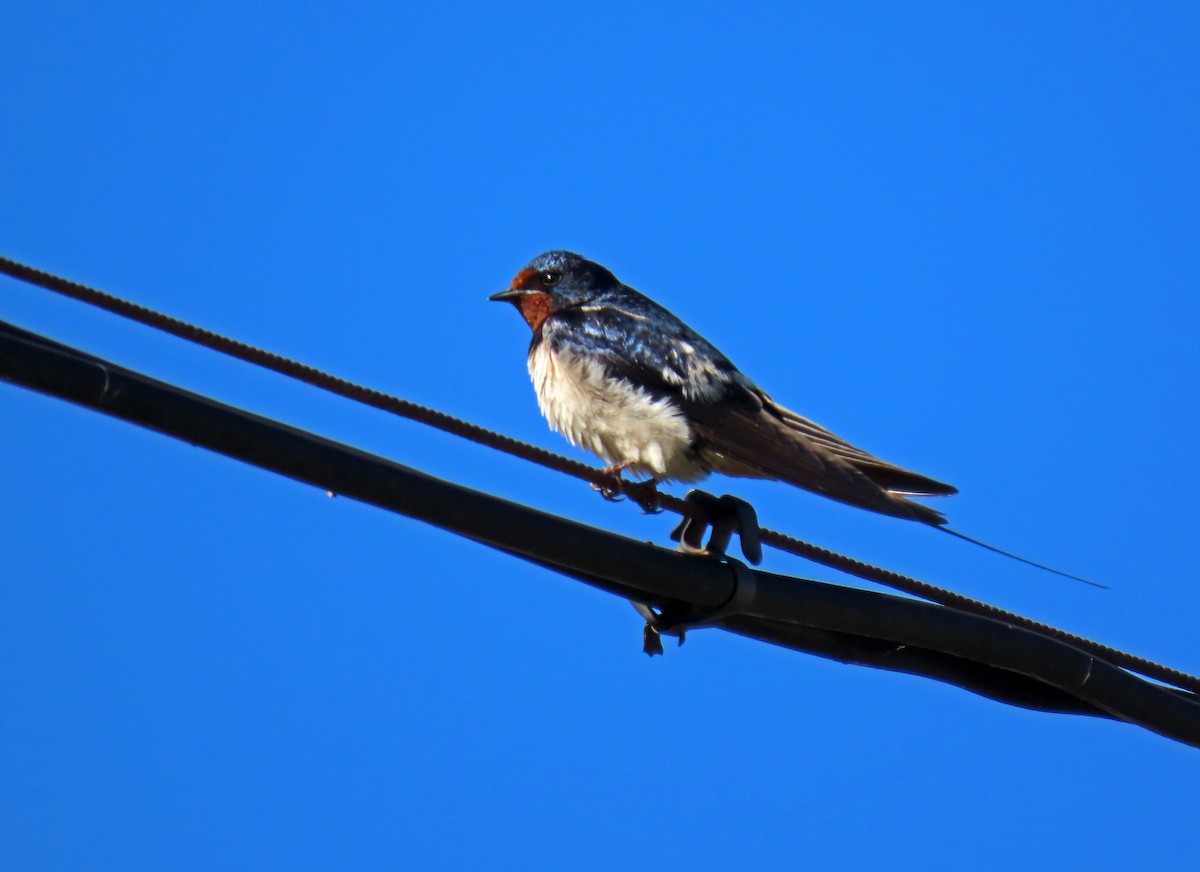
(591, 466, 664, 514)
(635, 554, 758, 656)
(669, 489, 763, 565)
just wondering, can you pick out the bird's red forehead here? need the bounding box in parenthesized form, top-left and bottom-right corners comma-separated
(509, 267, 538, 289)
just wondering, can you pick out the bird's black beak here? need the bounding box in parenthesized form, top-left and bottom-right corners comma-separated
(488, 288, 534, 303)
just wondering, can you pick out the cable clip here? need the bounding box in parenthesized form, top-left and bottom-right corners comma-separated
(669, 489, 762, 565)
(635, 554, 758, 656)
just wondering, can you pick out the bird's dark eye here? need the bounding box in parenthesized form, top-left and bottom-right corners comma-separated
(540, 270, 562, 288)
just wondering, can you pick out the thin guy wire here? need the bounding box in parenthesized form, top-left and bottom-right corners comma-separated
(2, 254, 1197, 695)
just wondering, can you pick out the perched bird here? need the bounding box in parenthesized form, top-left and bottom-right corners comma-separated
(490, 250, 957, 526)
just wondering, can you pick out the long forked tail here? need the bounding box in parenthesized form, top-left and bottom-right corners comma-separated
(938, 526, 1108, 589)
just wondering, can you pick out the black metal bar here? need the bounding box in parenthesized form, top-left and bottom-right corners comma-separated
(3, 318, 1199, 747)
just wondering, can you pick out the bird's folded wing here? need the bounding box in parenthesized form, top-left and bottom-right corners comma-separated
(765, 397, 958, 497)
(551, 303, 954, 522)
(682, 389, 950, 525)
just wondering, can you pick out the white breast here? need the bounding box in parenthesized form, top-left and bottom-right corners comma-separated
(527, 342, 705, 482)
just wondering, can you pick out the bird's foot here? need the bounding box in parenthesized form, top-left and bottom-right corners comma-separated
(592, 462, 633, 501)
(670, 489, 763, 565)
(622, 479, 663, 513)
(592, 465, 662, 513)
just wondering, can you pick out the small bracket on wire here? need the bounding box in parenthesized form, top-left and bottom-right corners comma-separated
(669, 489, 763, 565)
(636, 490, 762, 654)
(635, 554, 758, 655)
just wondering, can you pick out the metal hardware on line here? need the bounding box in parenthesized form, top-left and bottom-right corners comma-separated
(670, 489, 763, 565)
(638, 554, 758, 655)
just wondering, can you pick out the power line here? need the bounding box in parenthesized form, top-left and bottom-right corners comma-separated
(3, 319, 1199, 747)
(2, 255, 1198, 696)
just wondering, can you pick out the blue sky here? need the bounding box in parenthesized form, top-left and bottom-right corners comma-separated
(3, 2, 1199, 869)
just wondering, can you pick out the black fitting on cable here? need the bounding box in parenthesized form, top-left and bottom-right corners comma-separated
(637, 555, 758, 656)
(670, 489, 763, 565)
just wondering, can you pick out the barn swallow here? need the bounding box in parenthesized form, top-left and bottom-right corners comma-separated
(490, 250, 957, 526)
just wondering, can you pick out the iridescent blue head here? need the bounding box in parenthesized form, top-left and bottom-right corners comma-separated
(489, 250, 620, 330)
